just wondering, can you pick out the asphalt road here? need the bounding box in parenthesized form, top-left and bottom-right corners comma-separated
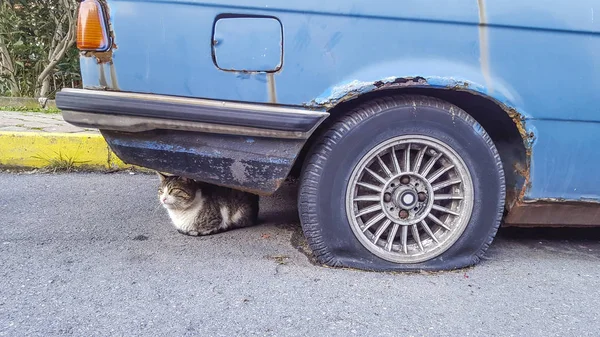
(1, 172, 599, 336)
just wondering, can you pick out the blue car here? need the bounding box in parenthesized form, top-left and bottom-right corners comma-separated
(57, 0, 600, 271)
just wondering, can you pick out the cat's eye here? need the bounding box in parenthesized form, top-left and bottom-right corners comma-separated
(170, 188, 189, 197)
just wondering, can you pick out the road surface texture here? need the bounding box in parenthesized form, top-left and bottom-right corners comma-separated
(1, 172, 599, 336)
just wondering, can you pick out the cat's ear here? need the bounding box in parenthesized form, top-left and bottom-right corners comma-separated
(156, 171, 168, 182)
(179, 176, 196, 184)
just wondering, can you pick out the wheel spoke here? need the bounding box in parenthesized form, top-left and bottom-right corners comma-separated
(386, 223, 400, 251)
(434, 194, 464, 201)
(411, 224, 424, 251)
(365, 167, 387, 185)
(412, 146, 427, 173)
(376, 155, 393, 177)
(427, 213, 451, 231)
(390, 146, 401, 174)
(404, 143, 411, 172)
(401, 226, 408, 254)
(432, 178, 461, 192)
(362, 212, 386, 232)
(357, 181, 383, 193)
(354, 195, 380, 202)
(420, 152, 443, 177)
(356, 204, 382, 217)
(427, 164, 455, 183)
(372, 219, 391, 243)
(420, 220, 439, 243)
(432, 204, 459, 216)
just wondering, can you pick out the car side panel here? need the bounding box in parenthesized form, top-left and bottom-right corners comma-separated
(84, 0, 600, 201)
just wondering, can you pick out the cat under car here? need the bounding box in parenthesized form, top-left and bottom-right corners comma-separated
(157, 172, 260, 236)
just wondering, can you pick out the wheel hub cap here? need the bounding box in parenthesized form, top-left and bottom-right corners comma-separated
(399, 191, 416, 207)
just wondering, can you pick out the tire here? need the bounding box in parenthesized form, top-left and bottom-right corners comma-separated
(298, 95, 505, 271)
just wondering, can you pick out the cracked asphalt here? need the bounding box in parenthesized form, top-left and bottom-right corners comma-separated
(1, 172, 599, 336)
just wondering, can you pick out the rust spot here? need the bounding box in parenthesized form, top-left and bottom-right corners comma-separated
(82, 49, 115, 64)
(267, 73, 277, 103)
(506, 108, 528, 142)
(513, 161, 531, 202)
(504, 200, 600, 227)
(503, 106, 533, 202)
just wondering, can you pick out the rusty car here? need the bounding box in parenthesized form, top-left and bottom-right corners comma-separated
(56, 0, 600, 271)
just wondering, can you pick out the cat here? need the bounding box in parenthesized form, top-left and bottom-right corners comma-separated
(156, 172, 259, 236)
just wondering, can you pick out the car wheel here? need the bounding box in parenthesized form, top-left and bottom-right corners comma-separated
(298, 95, 505, 271)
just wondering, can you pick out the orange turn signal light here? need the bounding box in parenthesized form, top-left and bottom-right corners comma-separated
(77, 0, 110, 51)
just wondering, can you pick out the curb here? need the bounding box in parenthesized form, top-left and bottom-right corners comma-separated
(0, 131, 140, 171)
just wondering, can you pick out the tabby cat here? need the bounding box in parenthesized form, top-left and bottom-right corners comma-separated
(157, 172, 259, 236)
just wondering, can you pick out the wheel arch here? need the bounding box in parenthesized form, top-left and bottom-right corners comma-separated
(294, 81, 531, 212)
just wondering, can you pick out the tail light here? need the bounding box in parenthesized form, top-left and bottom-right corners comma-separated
(77, 0, 111, 51)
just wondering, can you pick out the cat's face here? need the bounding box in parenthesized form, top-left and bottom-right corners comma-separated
(157, 173, 196, 210)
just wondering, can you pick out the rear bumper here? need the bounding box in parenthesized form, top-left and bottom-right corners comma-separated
(56, 89, 328, 194)
(56, 88, 327, 139)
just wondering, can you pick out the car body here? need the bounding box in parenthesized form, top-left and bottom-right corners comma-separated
(57, 0, 600, 271)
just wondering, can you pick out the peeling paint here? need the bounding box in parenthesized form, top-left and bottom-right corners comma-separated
(230, 159, 250, 183)
(312, 79, 376, 106)
(311, 76, 427, 107)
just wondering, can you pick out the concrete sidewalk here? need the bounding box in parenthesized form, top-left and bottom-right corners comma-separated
(0, 110, 136, 171)
(0, 110, 97, 134)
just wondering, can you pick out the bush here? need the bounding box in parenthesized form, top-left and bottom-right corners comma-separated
(0, 0, 80, 98)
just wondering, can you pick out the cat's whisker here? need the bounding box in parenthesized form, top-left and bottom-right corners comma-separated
(150, 203, 163, 216)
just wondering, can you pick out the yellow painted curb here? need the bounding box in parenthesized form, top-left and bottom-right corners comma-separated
(0, 131, 137, 170)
